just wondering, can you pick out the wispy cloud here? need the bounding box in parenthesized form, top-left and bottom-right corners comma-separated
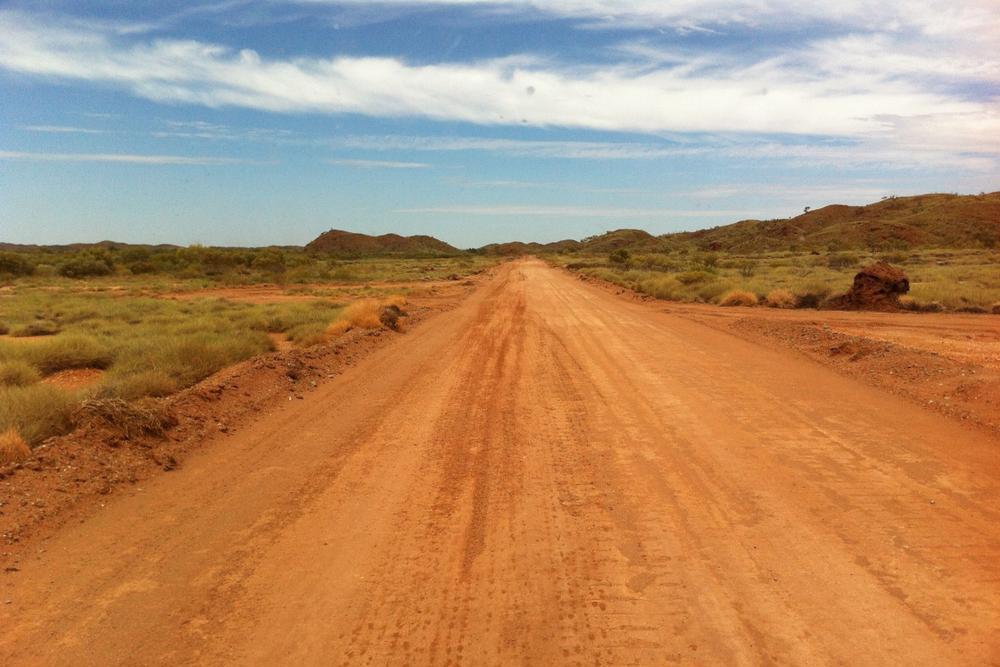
(337, 134, 996, 170)
(20, 125, 106, 134)
(0, 150, 262, 165)
(293, 1, 1000, 39)
(334, 136, 704, 160)
(328, 158, 430, 169)
(151, 119, 294, 142)
(395, 205, 762, 218)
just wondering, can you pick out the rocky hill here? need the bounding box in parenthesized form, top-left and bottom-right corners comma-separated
(305, 230, 460, 257)
(671, 192, 1000, 253)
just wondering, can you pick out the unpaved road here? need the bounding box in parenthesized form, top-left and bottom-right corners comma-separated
(3, 260, 999, 666)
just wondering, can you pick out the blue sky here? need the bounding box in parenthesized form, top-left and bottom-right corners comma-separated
(1, 1, 998, 248)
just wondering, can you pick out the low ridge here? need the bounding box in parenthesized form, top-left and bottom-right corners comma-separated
(305, 229, 460, 257)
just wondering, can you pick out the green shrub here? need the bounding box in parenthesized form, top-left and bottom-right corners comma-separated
(608, 249, 631, 266)
(58, 258, 114, 278)
(0, 252, 35, 277)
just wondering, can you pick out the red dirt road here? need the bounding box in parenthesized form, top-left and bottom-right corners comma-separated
(3, 260, 999, 666)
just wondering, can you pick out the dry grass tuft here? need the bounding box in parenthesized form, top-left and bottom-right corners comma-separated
(382, 294, 408, 309)
(10, 322, 60, 337)
(339, 299, 384, 329)
(719, 290, 759, 307)
(0, 428, 31, 465)
(765, 288, 796, 308)
(73, 398, 177, 440)
(325, 320, 352, 337)
(992, 302, 1000, 315)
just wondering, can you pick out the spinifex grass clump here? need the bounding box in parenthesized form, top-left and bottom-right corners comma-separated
(0, 428, 32, 465)
(0, 384, 77, 446)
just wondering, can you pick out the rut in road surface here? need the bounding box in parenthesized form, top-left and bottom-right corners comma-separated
(2, 259, 998, 666)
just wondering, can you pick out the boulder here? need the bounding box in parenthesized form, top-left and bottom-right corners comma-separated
(829, 261, 909, 310)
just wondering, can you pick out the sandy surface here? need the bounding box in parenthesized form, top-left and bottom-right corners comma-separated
(658, 301, 1000, 370)
(2, 260, 998, 666)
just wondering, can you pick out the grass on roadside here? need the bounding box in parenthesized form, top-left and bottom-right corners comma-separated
(555, 248, 1000, 310)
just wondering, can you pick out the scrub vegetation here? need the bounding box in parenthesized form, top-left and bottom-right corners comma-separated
(0, 246, 495, 449)
(552, 248, 1000, 311)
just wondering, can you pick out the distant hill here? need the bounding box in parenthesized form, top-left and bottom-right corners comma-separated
(478, 240, 581, 255)
(579, 229, 660, 253)
(305, 229, 460, 257)
(0, 241, 181, 253)
(671, 192, 1000, 253)
(477, 230, 659, 256)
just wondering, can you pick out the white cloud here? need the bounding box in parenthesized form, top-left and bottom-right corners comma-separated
(0, 6, 997, 173)
(328, 158, 431, 168)
(0, 150, 260, 165)
(1, 9, 996, 147)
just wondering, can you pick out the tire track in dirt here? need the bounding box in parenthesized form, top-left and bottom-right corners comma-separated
(1, 259, 998, 666)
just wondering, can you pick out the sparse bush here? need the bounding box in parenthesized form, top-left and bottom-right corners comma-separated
(0, 428, 31, 464)
(795, 292, 825, 309)
(881, 252, 909, 264)
(698, 252, 720, 269)
(0, 322, 8, 335)
(0, 252, 35, 277)
(128, 260, 157, 275)
(696, 281, 731, 303)
(250, 249, 287, 275)
(0, 360, 41, 387)
(637, 276, 683, 300)
(827, 253, 858, 270)
(608, 249, 631, 266)
(676, 270, 714, 285)
(718, 290, 758, 307)
(58, 250, 116, 278)
(765, 289, 796, 308)
(738, 260, 756, 278)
